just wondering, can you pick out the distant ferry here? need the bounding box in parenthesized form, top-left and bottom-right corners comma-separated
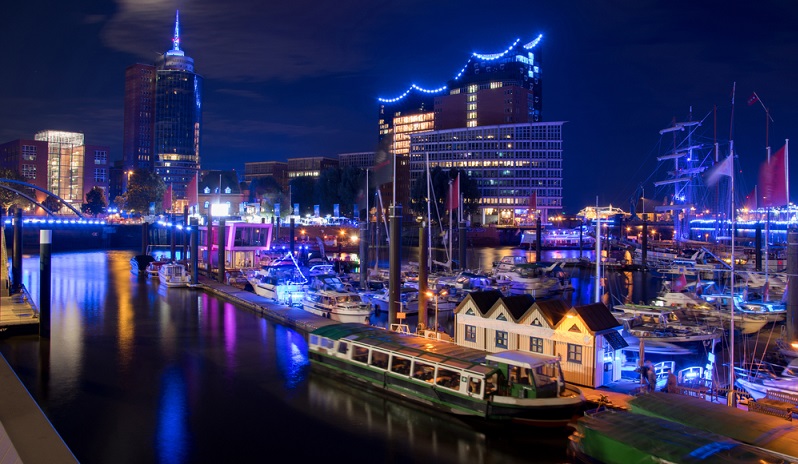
(520, 227, 595, 249)
(308, 323, 585, 426)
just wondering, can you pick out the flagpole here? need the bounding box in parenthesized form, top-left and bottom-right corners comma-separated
(728, 149, 737, 408)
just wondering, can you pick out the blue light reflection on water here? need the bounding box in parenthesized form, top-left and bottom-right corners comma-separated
(1, 248, 663, 464)
(274, 325, 309, 390)
(156, 366, 188, 464)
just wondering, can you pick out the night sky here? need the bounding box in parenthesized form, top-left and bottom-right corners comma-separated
(2, 0, 796, 212)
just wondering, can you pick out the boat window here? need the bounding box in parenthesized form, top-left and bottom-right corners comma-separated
(485, 372, 499, 395)
(412, 361, 435, 382)
(467, 377, 483, 395)
(337, 341, 349, 355)
(370, 351, 389, 369)
(352, 346, 369, 364)
(435, 367, 462, 391)
(319, 338, 334, 350)
(390, 355, 411, 375)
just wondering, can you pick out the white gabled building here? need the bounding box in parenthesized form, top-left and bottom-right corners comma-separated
(453, 290, 626, 388)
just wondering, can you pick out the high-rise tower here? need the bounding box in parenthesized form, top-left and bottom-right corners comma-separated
(153, 10, 203, 201)
(123, 63, 156, 171)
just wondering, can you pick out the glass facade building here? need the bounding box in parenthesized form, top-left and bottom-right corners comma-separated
(152, 11, 203, 201)
(409, 121, 563, 225)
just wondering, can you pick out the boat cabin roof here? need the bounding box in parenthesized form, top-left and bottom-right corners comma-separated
(485, 350, 560, 369)
(312, 323, 497, 375)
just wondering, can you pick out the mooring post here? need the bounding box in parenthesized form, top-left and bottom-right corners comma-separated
(218, 218, 226, 283)
(190, 217, 199, 285)
(39, 230, 52, 339)
(12, 207, 22, 294)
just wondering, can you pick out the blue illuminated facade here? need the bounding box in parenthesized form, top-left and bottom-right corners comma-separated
(153, 11, 203, 201)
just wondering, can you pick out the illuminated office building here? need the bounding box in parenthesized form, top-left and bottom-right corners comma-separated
(379, 36, 546, 218)
(123, 63, 156, 171)
(410, 121, 563, 225)
(29, 130, 109, 210)
(153, 10, 203, 201)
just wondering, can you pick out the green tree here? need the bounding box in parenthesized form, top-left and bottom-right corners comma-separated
(315, 168, 341, 215)
(81, 187, 107, 217)
(113, 195, 126, 212)
(249, 176, 283, 218)
(42, 195, 62, 214)
(0, 168, 31, 214)
(288, 176, 316, 217)
(409, 168, 480, 223)
(126, 169, 165, 214)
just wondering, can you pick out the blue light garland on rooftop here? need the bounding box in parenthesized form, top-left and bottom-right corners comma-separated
(378, 84, 448, 103)
(380, 34, 543, 101)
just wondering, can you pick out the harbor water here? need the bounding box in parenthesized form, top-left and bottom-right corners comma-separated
(0, 247, 757, 463)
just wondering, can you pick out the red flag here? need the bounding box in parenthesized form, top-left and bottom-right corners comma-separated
(187, 172, 198, 206)
(747, 92, 759, 106)
(529, 191, 537, 211)
(763, 280, 770, 302)
(672, 273, 687, 292)
(446, 174, 460, 212)
(163, 184, 173, 212)
(758, 142, 789, 207)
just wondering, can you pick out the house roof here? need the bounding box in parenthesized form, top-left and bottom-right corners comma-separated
(532, 299, 572, 327)
(501, 294, 536, 321)
(463, 290, 504, 315)
(573, 302, 622, 332)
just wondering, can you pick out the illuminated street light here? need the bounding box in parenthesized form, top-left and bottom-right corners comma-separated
(425, 289, 448, 332)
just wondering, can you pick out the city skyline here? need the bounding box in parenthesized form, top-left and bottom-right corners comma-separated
(1, 1, 795, 212)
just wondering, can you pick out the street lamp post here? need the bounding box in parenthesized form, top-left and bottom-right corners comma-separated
(426, 289, 448, 332)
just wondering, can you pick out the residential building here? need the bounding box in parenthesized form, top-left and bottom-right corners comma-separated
(243, 160, 288, 193)
(0, 139, 49, 197)
(337, 152, 374, 169)
(286, 156, 339, 179)
(453, 290, 626, 388)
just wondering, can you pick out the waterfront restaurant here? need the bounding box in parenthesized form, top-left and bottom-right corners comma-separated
(453, 291, 627, 388)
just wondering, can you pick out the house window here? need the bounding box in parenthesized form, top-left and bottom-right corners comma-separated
(94, 168, 107, 182)
(465, 325, 476, 342)
(94, 150, 108, 165)
(567, 344, 583, 364)
(495, 331, 508, 349)
(530, 337, 543, 353)
(21, 164, 36, 179)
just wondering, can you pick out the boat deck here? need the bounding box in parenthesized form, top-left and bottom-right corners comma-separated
(0, 287, 39, 337)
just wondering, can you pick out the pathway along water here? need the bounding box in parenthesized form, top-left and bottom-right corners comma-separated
(1, 250, 575, 464)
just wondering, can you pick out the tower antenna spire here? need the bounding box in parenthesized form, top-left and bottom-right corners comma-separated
(172, 10, 181, 51)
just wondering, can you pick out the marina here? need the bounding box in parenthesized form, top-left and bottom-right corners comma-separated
(0, 230, 797, 462)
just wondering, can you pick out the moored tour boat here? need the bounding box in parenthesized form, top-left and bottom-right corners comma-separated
(308, 323, 586, 426)
(158, 262, 191, 288)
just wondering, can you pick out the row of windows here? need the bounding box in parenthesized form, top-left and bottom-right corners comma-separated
(463, 325, 582, 363)
(410, 124, 562, 143)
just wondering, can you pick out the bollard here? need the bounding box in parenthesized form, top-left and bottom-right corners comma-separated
(39, 230, 52, 339)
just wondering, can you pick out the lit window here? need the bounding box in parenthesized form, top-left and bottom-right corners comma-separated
(567, 344, 582, 364)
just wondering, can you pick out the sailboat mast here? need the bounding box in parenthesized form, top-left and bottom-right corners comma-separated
(594, 197, 601, 304)
(727, 82, 737, 407)
(425, 153, 432, 271)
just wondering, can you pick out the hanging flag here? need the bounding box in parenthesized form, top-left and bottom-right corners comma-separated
(446, 173, 460, 212)
(763, 280, 770, 302)
(705, 155, 733, 186)
(187, 171, 198, 207)
(372, 136, 394, 188)
(747, 92, 759, 106)
(758, 142, 789, 208)
(162, 184, 173, 212)
(529, 191, 537, 211)
(672, 273, 687, 292)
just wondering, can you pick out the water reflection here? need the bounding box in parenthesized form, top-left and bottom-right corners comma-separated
(0, 248, 662, 463)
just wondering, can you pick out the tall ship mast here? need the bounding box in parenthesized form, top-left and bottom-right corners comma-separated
(651, 109, 711, 242)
